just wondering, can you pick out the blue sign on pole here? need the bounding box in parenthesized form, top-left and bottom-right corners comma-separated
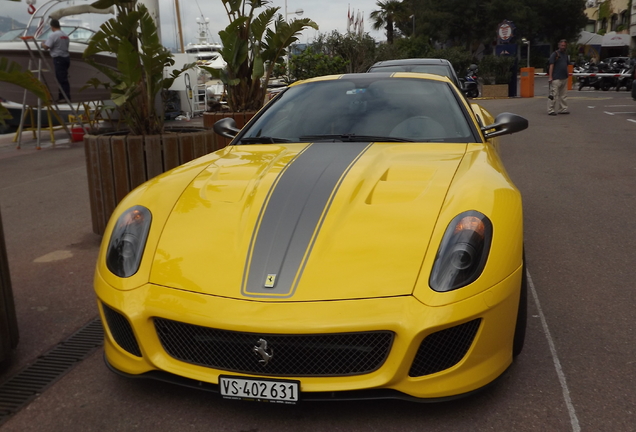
(496, 20, 518, 97)
(497, 20, 516, 45)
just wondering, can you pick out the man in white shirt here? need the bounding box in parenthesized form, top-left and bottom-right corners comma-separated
(42, 19, 71, 102)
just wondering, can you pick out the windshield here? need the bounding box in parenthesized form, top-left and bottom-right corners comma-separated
(0, 29, 26, 41)
(36, 26, 95, 43)
(241, 76, 476, 143)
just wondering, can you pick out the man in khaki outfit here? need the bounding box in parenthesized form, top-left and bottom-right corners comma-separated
(548, 39, 570, 116)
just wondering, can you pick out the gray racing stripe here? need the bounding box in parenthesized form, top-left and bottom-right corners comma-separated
(242, 142, 371, 298)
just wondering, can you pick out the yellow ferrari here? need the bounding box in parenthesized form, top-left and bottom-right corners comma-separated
(95, 73, 529, 403)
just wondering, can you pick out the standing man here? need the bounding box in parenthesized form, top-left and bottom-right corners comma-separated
(547, 39, 570, 116)
(42, 19, 71, 103)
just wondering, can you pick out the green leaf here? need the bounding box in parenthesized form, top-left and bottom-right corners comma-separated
(252, 55, 264, 80)
(0, 57, 51, 102)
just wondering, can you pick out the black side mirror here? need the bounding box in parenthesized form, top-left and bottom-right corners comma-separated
(481, 112, 528, 139)
(213, 117, 240, 139)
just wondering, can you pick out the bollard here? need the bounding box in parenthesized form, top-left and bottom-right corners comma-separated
(520, 67, 535, 98)
(0, 206, 19, 363)
(568, 64, 573, 90)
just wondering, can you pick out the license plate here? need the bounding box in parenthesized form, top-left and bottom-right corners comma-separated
(219, 375, 300, 404)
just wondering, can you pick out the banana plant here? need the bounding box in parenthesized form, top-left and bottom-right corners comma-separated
(83, 0, 193, 135)
(204, 0, 318, 112)
(0, 57, 52, 126)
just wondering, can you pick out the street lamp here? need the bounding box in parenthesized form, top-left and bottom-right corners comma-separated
(284, 0, 304, 79)
(521, 37, 530, 68)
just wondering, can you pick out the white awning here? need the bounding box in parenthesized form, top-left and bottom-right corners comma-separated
(601, 31, 631, 47)
(578, 30, 603, 46)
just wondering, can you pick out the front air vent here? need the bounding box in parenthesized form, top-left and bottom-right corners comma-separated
(101, 303, 142, 357)
(409, 318, 481, 377)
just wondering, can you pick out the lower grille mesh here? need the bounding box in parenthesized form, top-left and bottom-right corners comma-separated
(154, 318, 394, 377)
(101, 304, 142, 357)
(409, 318, 481, 377)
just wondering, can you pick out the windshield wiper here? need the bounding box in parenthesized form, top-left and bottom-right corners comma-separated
(299, 134, 413, 142)
(238, 136, 293, 144)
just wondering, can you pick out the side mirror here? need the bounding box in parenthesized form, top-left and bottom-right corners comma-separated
(213, 117, 240, 139)
(481, 112, 528, 139)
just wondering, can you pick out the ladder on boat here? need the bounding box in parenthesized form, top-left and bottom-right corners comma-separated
(13, 36, 87, 149)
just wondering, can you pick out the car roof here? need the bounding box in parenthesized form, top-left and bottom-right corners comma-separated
(367, 58, 460, 87)
(369, 58, 453, 67)
(294, 72, 453, 86)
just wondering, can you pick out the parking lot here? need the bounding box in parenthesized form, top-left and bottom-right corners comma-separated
(0, 78, 635, 431)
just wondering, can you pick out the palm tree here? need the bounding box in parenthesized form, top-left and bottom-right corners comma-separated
(0, 58, 51, 127)
(370, 0, 405, 44)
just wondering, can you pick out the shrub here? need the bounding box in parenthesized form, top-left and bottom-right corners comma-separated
(479, 55, 516, 85)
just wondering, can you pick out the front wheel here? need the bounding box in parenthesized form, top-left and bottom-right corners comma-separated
(468, 89, 479, 98)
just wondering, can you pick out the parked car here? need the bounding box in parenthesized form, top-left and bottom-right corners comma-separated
(97, 72, 528, 403)
(367, 58, 479, 97)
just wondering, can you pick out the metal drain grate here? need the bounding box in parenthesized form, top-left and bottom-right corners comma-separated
(0, 318, 103, 426)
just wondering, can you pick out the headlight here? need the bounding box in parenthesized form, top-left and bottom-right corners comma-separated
(106, 206, 152, 278)
(429, 211, 492, 292)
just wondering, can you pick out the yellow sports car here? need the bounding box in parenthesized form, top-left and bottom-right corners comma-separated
(95, 73, 529, 403)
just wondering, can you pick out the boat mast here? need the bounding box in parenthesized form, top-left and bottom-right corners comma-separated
(175, 0, 185, 53)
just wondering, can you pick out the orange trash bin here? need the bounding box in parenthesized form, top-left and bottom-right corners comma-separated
(520, 67, 535, 98)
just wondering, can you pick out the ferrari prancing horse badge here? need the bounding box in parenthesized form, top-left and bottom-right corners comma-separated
(264, 274, 276, 288)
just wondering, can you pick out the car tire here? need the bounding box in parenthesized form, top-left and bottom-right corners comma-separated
(513, 253, 528, 358)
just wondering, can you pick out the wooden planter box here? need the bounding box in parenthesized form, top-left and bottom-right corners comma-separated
(84, 128, 218, 235)
(481, 84, 509, 98)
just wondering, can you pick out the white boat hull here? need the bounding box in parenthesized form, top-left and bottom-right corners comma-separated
(0, 40, 115, 105)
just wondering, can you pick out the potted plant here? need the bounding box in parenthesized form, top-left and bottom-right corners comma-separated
(479, 54, 515, 98)
(82, 0, 217, 235)
(202, 0, 318, 139)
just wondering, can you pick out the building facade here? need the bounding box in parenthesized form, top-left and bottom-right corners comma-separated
(584, 0, 635, 56)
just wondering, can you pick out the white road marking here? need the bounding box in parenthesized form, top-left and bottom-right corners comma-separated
(528, 272, 581, 432)
(604, 111, 615, 115)
(34, 250, 73, 263)
(628, 119, 636, 124)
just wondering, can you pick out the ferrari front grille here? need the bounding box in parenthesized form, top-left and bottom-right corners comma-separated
(101, 303, 142, 357)
(154, 318, 394, 377)
(408, 318, 481, 377)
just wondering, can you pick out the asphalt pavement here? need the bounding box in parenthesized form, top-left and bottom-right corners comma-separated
(0, 79, 635, 431)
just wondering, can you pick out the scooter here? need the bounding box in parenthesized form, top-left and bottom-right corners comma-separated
(615, 66, 634, 92)
(577, 62, 601, 91)
(464, 64, 479, 98)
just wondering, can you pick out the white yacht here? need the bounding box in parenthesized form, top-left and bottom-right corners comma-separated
(0, 0, 115, 105)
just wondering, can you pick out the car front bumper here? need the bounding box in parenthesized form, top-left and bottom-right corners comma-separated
(95, 265, 523, 400)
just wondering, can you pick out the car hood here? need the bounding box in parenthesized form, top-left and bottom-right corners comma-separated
(150, 142, 467, 301)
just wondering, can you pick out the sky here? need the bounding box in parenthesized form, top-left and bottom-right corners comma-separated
(1, 0, 385, 50)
